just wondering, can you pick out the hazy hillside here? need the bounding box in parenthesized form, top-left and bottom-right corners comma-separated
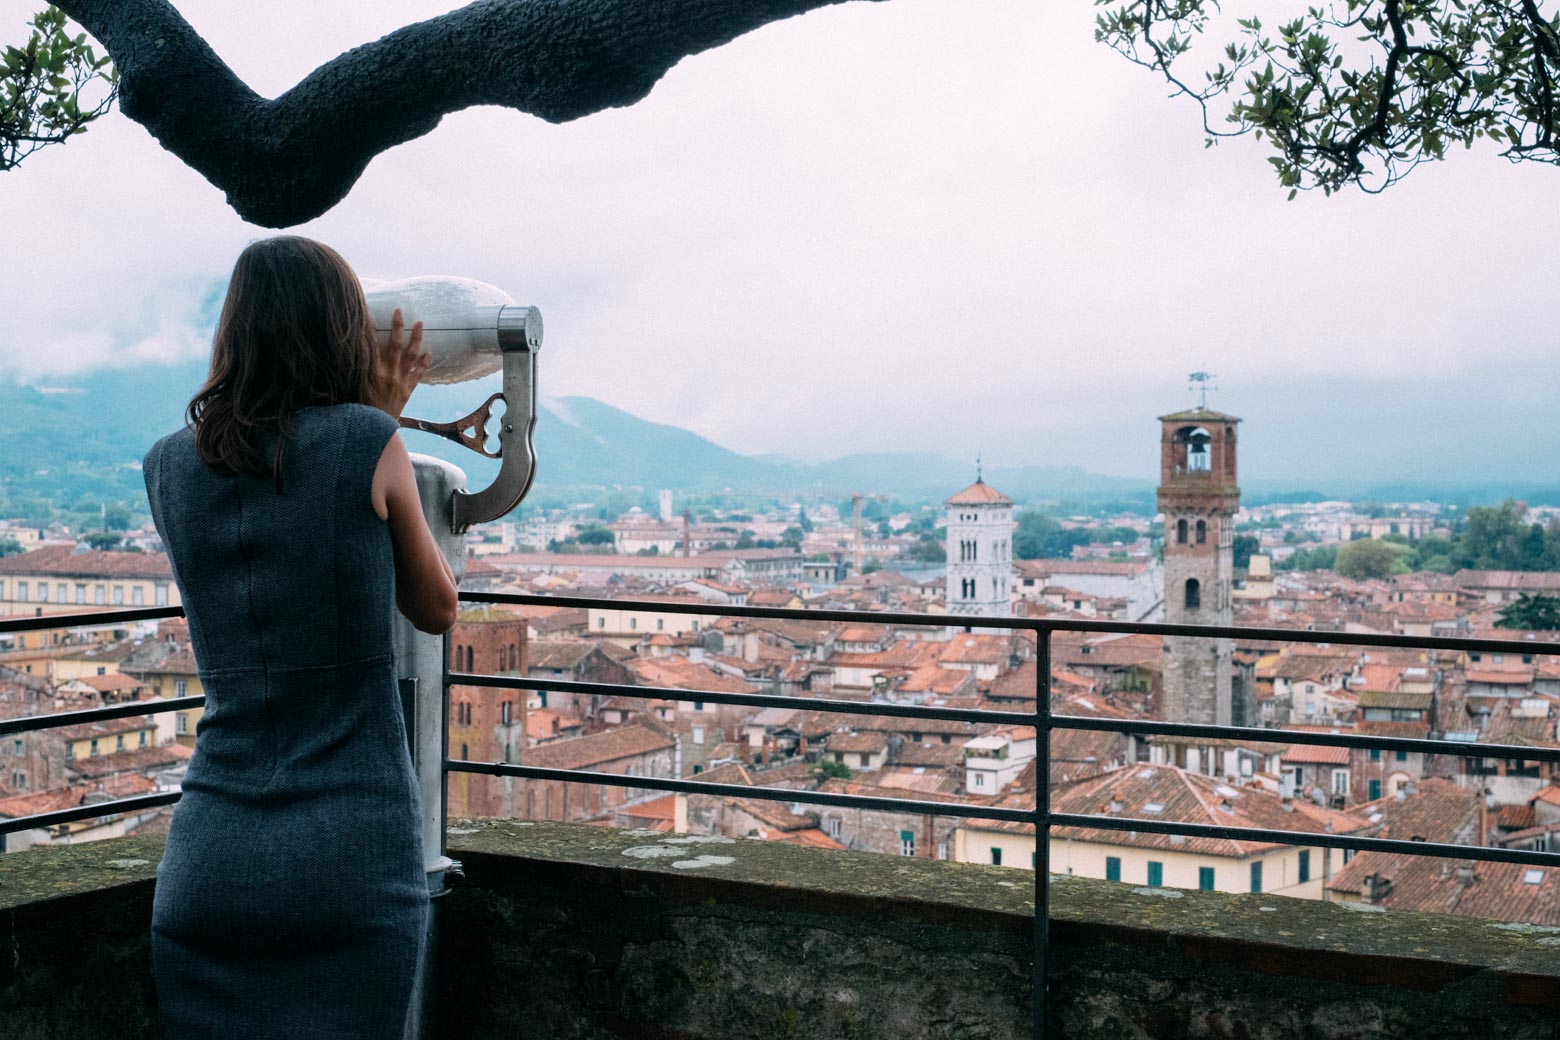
(2, 360, 1554, 518)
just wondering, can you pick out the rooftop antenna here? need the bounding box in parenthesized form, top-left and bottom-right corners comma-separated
(1188, 371, 1217, 410)
(976, 451, 983, 483)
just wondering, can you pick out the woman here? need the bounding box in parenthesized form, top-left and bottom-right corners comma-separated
(142, 235, 460, 1038)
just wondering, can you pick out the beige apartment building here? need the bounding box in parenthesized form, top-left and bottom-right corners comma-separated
(0, 544, 179, 617)
(953, 764, 1369, 899)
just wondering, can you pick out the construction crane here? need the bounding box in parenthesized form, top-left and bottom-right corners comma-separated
(851, 492, 889, 576)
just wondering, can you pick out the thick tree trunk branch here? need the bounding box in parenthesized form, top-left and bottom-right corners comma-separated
(52, 0, 880, 226)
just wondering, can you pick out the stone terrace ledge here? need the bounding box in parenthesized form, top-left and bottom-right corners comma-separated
(3, 821, 1560, 1039)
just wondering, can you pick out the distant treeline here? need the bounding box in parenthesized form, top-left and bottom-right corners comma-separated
(1277, 500, 1560, 578)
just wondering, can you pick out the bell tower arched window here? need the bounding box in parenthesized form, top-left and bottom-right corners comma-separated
(1185, 578, 1201, 611)
(1176, 519, 1188, 544)
(1196, 520, 1207, 545)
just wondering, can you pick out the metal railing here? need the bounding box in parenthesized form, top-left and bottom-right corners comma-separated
(7, 596, 1560, 1037)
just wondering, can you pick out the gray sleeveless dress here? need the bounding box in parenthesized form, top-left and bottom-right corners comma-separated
(142, 403, 429, 1040)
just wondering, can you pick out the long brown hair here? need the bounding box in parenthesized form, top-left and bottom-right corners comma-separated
(187, 237, 376, 493)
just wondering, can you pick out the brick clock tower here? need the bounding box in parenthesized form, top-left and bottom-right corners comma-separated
(1157, 406, 1240, 726)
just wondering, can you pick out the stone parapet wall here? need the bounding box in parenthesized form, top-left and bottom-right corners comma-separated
(3, 821, 1559, 1038)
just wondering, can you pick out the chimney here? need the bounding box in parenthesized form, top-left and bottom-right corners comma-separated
(1279, 798, 1295, 813)
(1107, 798, 1123, 815)
(1456, 863, 1476, 888)
(1363, 873, 1393, 904)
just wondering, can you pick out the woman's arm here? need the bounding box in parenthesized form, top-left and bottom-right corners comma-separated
(372, 432, 459, 634)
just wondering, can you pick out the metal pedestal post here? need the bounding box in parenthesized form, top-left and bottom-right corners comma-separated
(394, 453, 467, 1040)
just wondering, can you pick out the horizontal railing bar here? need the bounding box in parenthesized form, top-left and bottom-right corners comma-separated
(0, 790, 181, 835)
(445, 757, 1035, 824)
(1051, 715, 1560, 764)
(446, 671, 1029, 727)
(0, 605, 184, 635)
(460, 590, 1038, 633)
(459, 590, 1560, 656)
(0, 695, 207, 737)
(1048, 811, 1560, 869)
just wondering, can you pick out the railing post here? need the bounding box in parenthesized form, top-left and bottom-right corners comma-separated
(394, 454, 468, 1040)
(1033, 624, 1051, 1040)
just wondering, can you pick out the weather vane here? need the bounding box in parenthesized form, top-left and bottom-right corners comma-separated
(1188, 371, 1217, 410)
(976, 451, 983, 482)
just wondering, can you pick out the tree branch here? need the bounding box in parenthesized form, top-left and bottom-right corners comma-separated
(51, 0, 882, 227)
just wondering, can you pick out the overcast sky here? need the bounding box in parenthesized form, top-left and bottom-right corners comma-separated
(3, 0, 1558, 486)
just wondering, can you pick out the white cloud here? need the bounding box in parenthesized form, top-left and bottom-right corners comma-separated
(1, 0, 1557, 486)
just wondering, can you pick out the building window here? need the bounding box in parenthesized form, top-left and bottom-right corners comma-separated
(17, 581, 26, 601)
(1250, 861, 1263, 893)
(1147, 861, 1164, 887)
(176, 714, 187, 735)
(991, 847, 1003, 866)
(174, 680, 187, 697)
(113, 585, 124, 605)
(1299, 850, 1311, 883)
(825, 816, 841, 838)
(89, 738, 99, 756)
(598, 617, 606, 629)
(501, 702, 512, 725)
(1368, 778, 1382, 800)
(859, 753, 870, 767)
(1395, 750, 1408, 762)
(1195, 520, 1207, 544)
(692, 764, 703, 774)
(630, 617, 637, 630)
(95, 584, 106, 605)
(694, 701, 704, 711)
(1369, 748, 1381, 762)
(656, 618, 664, 632)
(139, 730, 147, 747)
(11, 771, 22, 788)
(1199, 867, 1215, 891)
(155, 583, 169, 606)
(1176, 519, 1187, 544)
(65, 742, 74, 760)
(1331, 769, 1350, 796)
(132, 586, 144, 606)
(899, 830, 915, 857)
(1105, 857, 1121, 882)
(11, 739, 22, 755)
(55, 583, 66, 602)
(460, 742, 468, 760)
(692, 725, 705, 745)
(76, 584, 87, 604)
(115, 734, 124, 751)
(1184, 578, 1201, 611)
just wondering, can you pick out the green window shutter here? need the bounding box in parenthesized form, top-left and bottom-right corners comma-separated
(1198, 867, 1215, 891)
(1105, 857, 1121, 882)
(1147, 861, 1163, 887)
(1250, 861, 1263, 893)
(991, 847, 1002, 866)
(1298, 850, 1311, 883)
(1368, 779, 1382, 800)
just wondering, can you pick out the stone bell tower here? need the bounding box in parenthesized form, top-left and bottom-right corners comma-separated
(1157, 403, 1240, 726)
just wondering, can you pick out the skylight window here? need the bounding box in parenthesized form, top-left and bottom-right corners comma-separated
(1524, 870, 1544, 885)
(1142, 802, 1165, 814)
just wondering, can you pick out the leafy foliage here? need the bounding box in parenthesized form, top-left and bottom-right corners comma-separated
(2, 6, 116, 170)
(1497, 592, 1560, 629)
(1335, 537, 1407, 578)
(1095, 0, 1560, 195)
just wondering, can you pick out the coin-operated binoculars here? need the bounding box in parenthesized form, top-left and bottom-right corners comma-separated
(361, 275, 543, 1040)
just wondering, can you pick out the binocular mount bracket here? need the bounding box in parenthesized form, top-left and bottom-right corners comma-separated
(397, 306, 542, 535)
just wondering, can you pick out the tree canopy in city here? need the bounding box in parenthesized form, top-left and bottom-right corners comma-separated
(4, 1, 1558, 224)
(1496, 592, 1560, 629)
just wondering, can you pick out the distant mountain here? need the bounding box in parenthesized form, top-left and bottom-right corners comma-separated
(4, 359, 1554, 516)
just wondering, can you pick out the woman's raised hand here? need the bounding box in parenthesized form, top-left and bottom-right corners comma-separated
(369, 307, 429, 421)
